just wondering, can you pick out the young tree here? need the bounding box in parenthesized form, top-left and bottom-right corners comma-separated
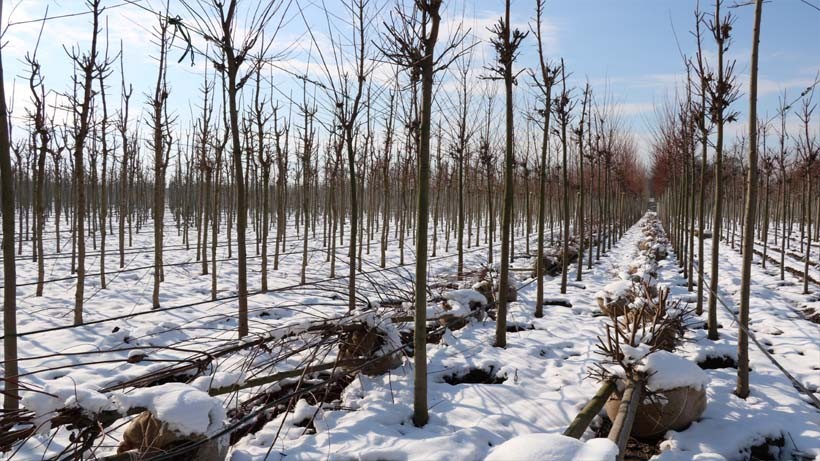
(575, 83, 590, 282)
(307, 0, 371, 311)
(478, 94, 496, 265)
(531, 0, 559, 318)
(775, 93, 789, 282)
(691, 12, 713, 316)
(379, 88, 396, 268)
(150, 11, 173, 309)
(298, 90, 316, 286)
(553, 61, 575, 295)
(736, 0, 764, 399)
(451, 64, 472, 278)
(69, 0, 105, 325)
(796, 91, 817, 295)
(702, 0, 739, 340)
(185, 0, 282, 337)
(488, 0, 527, 347)
(0, 0, 20, 411)
(273, 105, 289, 272)
(118, 43, 132, 269)
(97, 44, 111, 289)
(381, 0, 463, 427)
(25, 35, 49, 297)
(254, 72, 273, 292)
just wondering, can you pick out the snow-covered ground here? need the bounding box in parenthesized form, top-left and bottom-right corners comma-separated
(228, 219, 649, 461)
(2, 212, 819, 460)
(655, 233, 820, 460)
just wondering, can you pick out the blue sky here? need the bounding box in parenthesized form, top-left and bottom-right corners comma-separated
(2, 0, 819, 163)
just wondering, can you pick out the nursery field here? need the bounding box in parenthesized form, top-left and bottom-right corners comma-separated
(1, 211, 818, 460)
(1, 0, 819, 460)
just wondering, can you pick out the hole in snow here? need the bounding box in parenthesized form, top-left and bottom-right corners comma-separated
(747, 434, 785, 461)
(293, 416, 316, 434)
(593, 414, 660, 459)
(697, 355, 737, 370)
(443, 367, 507, 385)
(543, 298, 573, 307)
(802, 307, 820, 324)
(506, 323, 534, 333)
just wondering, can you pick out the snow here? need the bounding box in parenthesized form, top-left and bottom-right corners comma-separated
(596, 280, 634, 301)
(621, 343, 652, 364)
(484, 433, 618, 461)
(228, 216, 666, 461)
(442, 289, 488, 307)
(372, 317, 403, 359)
(20, 378, 111, 430)
(651, 226, 820, 460)
(642, 350, 709, 392)
(191, 370, 247, 393)
(112, 383, 226, 436)
(4, 211, 819, 461)
(428, 289, 487, 320)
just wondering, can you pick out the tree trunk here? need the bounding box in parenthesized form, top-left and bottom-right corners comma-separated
(736, 0, 763, 399)
(496, 1, 518, 348)
(0, 13, 20, 409)
(73, 1, 101, 325)
(707, 0, 728, 341)
(412, 3, 440, 427)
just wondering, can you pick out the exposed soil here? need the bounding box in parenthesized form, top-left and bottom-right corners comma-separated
(593, 417, 661, 461)
(443, 367, 507, 385)
(698, 355, 738, 370)
(748, 434, 785, 460)
(801, 307, 820, 325)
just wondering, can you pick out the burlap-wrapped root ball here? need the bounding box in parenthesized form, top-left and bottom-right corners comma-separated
(118, 411, 227, 461)
(605, 351, 709, 439)
(605, 384, 707, 439)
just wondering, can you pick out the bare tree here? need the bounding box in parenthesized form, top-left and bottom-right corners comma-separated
(118, 42, 132, 269)
(531, 0, 559, 317)
(298, 88, 316, 286)
(487, 0, 527, 347)
(149, 10, 174, 309)
(381, 0, 464, 426)
(184, 0, 283, 337)
(97, 38, 112, 289)
(796, 91, 817, 295)
(68, 0, 106, 325)
(254, 71, 273, 292)
(0, 0, 20, 411)
(553, 60, 575, 295)
(445, 60, 473, 278)
(736, 0, 764, 399)
(575, 83, 590, 282)
(24, 25, 49, 297)
(701, 0, 740, 340)
(691, 10, 713, 316)
(775, 93, 789, 282)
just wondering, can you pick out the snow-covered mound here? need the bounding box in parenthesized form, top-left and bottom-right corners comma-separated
(485, 433, 617, 461)
(642, 350, 709, 392)
(113, 383, 226, 436)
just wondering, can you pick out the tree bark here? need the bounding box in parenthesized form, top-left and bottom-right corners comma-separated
(72, 0, 102, 325)
(0, 2, 20, 409)
(736, 0, 763, 399)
